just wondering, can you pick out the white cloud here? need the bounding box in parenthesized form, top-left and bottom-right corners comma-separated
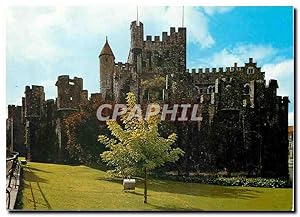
(74, 6, 217, 48)
(263, 59, 294, 112)
(263, 59, 294, 81)
(196, 44, 278, 68)
(233, 45, 278, 62)
(6, 8, 66, 61)
(203, 6, 234, 16)
(185, 7, 215, 48)
(7, 6, 233, 62)
(137, 6, 216, 48)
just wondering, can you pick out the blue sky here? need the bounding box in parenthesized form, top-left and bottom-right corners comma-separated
(6, 6, 294, 125)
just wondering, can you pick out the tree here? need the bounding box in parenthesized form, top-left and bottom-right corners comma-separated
(98, 92, 184, 203)
(64, 94, 108, 166)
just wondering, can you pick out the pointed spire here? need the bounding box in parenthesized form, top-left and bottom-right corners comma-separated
(137, 6, 139, 24)
(182, 6, 184, 27)
(99, 36, 115, 59)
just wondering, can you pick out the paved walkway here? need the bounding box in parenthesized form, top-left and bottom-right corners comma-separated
(6, 163, 21, 210)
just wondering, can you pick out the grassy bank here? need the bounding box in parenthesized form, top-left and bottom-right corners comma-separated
(19, 161, 293, 211)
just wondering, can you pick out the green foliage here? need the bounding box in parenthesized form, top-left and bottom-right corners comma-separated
(65, 96, 107, 167)
(141, 76, 165, 90)
(98, 92, 184, 178)
(65, 112, 108, 166)
(141, 76, 165, 101)
(151, 174, 292, 188)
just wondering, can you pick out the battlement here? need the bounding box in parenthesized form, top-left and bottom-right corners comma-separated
(275, 96, 289, 107)
(8, 105, 22, 118)
(57, 75, 83, 82)
(187, 67, 253, 74)
(25, 85, 44, 93)
(145, 35, 161, 42)
(187, 67, 243, 74)
(164, 27, 186, 42)
(56, 75, 83, 89)
(187, 59, 263, 80)
(8, 104, 18, 109)
(131, 20, 143, 28)
(57, 75, 69, 80)
(143, 26, 186, 45)
(115, 62, 132, 71)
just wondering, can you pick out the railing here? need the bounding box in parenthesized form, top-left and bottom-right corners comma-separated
(6, 151, 20, 209)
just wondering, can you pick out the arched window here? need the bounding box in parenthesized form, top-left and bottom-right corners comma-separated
(225, 84, 231, 91)
(243, 83, 250, 95)
(194, 86, 200, 94)
(207, 85, 214, 94)
(207, 86, 211, 94)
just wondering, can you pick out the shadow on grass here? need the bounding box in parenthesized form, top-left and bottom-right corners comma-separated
(147, 203, 204, 211)
(28, 167, 52, 174)
(126, 191, 144, 196)
(96, 176, 262, 200)
(22, 166, 52, 210)
(23, 168, 48, 184)
(125, 191, 203, 210)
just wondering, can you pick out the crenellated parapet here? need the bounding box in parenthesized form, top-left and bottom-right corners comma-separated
(115, 62, 132, 73)
(188, 58, 264, 84)
(144, 27, 186, 47)
(114, 62, 132, 81)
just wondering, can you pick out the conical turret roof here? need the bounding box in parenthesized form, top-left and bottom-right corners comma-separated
(99, 37, 115, 59)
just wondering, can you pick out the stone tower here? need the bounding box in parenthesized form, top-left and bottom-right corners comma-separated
(55, 75, 87, 110)
(128, 21, 144, 100)
(23, 85, 45, 161)
(55, 75, 88, 162)
(99, 37, 115, 100)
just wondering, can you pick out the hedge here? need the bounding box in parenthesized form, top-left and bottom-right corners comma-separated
(151, 174, 292, 188)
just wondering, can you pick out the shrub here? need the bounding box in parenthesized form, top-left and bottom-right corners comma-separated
(151, 174, 292, 188)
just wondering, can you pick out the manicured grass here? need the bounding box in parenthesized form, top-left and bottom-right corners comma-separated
(19, 161, 293, 211)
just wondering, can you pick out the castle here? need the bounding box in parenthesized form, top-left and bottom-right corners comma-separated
(7, 19, 289, 178)
(99, 21, 186, 103)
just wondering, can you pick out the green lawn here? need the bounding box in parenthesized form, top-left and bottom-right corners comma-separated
(18, 161, 293, 211)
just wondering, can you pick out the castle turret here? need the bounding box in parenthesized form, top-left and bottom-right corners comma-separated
(129, 21, 143, 70)
(130, 21, 144, 51)
(55, 75, 85, 110)
(128, 21, 144, 102)
(99, 37, 115, 100)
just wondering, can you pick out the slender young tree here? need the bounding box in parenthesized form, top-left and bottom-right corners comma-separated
(99, 92, 184, 203)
